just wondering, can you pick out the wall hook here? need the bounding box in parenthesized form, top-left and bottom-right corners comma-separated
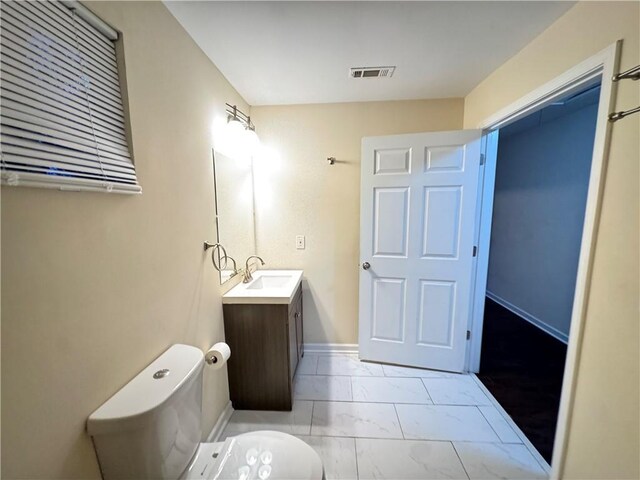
(612, 64, 640, 82)
(327, 157, 336, 165)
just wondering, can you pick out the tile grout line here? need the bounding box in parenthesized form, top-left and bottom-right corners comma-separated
(451, 441, 472, 480)
(475, 404, 521, 445)
(420, 377, 435, 403)
(309, 400, 315, 436)
(349, 376, 354, 402)
(292, 397, 493, 407)
(392, 403, 406, 440)
(300, 373, 463, 379)
(315, 354, 466, 377)
(353, 437, 361, 480)
(475, 405, 503, 443)
(221, 427, 529, 444)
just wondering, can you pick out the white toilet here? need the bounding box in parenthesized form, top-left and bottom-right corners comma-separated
(87, 344, 324, 480)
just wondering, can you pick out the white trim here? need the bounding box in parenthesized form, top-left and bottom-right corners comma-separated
(206, 401, 233, 443)
(470, 374, 551, 475)
(469, 41, 621, 480)
(303, 343, 359, 355)
(466, 129, 499, 373)
(478, 57, 605, 132)
(551, 41, 620, 480)
(486, 291, 569, 344)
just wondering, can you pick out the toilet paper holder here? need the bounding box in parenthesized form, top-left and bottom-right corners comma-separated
(204, 342, 231, 369)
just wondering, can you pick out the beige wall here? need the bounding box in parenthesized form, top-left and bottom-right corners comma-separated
(464, 2, 639, 479)
(1, 2, 248, 478)
(3, 1, 638, 479)
(250, 99, 463, 345)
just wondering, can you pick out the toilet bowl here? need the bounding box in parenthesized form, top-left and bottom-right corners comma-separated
(181, 431, 323, 480)
(87, 344, 323, 480)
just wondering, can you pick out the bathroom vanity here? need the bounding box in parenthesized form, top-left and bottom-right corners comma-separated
(222, 270, 304, 411)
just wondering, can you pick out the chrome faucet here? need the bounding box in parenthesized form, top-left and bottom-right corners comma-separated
(243, 255, 265, 283)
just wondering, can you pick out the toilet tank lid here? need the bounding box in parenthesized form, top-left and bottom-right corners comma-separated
(87, 344, 204, 435)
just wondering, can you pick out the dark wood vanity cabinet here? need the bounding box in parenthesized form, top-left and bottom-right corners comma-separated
(223, 285, 303, 411)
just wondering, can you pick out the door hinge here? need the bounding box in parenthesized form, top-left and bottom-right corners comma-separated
(466, 330, 471, 340)
(480, 153, 485, 166)
(472, 246, 478, 257)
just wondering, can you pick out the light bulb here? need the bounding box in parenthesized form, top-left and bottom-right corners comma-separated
(221, 117, 247, 159)
(244, 129, 260, 158)
(227, 118, 245, 142)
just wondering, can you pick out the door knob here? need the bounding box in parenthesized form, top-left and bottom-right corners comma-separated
(362, 262, 371, 270)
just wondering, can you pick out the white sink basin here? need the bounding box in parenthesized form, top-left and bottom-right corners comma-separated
(222, 270, 303, 304)
(246, 275, 292, 290)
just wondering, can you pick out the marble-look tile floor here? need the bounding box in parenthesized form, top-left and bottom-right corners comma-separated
(220, 354, 549, 480)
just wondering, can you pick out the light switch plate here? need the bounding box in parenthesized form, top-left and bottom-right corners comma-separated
(296, 235, 305, 250)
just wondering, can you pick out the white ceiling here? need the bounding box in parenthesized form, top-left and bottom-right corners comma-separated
(165, 1, 574, 106)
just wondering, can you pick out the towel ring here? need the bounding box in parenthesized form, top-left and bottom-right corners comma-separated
(203, 242, 228, 272)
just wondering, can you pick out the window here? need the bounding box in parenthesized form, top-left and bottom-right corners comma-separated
(0, 1, 140, 194)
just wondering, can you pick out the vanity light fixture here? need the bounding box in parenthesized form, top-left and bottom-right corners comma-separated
(226, 104, 256, 136)
(225, 103, 260, 158)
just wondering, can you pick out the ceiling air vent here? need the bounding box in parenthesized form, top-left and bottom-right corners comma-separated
(350, 66, 396, 79)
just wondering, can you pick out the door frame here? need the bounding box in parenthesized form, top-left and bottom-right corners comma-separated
(466, 41, 621, 479)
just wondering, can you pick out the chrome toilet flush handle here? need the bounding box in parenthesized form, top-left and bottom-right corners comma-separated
(153, 369, 170, 379)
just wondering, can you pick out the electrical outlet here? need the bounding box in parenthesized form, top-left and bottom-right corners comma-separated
(296, 235, 305, 250)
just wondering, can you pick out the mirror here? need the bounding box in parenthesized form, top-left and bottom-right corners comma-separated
(212, 150, 256, 284)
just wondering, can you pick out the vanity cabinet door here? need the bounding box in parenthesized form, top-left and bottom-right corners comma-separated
(223, 303, 291, 411)
(295, 291, 304, 358)
(223, 283, 303, 411)
(288, 309, 298, 379)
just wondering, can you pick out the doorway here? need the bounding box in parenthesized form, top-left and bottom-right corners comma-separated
(476, 85, 601, 463)
(468, 43, 619, 479)
(357, 42, 619, 477)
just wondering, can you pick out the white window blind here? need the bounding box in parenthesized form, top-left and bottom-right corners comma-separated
(0, 1, 140, 194)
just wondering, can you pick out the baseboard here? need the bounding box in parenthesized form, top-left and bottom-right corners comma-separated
(206, 401, 233, 443)
(486, 291, 569, 344)
(303, 343, 359, 354)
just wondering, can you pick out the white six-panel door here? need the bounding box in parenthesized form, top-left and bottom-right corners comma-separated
(359, 130, 482, 372)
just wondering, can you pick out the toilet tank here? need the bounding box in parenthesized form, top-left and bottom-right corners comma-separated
(87, 344, 204, 480)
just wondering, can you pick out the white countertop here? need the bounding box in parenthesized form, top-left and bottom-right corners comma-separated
(222, 270, 303, 305)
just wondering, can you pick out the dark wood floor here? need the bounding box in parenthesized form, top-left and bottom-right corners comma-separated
(477, 298, 567, 464)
